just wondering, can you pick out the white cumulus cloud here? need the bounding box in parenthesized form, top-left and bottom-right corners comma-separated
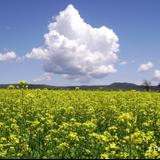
(26, 4, 119, 82)
(26, 48, 48, 60)
(33, 72, 53, 82)
(138, 62, 153, 72)
(0, 51, 16, 61)
(153, 70, 160, 81)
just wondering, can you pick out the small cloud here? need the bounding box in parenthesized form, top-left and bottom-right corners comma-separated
(25, 48, 48, 60)
(0, 51, 16, 61)
(153, 69, 160, 82)
(120, 61, 128, 65)
(15, 56, 26, 63)
(33, 72, 53, 82)
(138, 62, 153, 72)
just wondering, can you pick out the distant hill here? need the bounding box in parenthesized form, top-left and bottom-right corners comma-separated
(0, 82, 160, 91)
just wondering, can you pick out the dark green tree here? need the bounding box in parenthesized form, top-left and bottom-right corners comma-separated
(158, 83, 160, 92)
(142, 80, 151, 91)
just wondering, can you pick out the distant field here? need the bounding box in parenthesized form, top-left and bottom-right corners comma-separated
(0, 90, 160, 159)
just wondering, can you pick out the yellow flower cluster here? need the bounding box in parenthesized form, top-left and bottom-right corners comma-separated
(0, 89, 160, 159)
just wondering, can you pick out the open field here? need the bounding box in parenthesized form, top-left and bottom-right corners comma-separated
(0, 89, 160, 159)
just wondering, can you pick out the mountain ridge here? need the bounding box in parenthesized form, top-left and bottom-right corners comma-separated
(0, 82, 159, 91)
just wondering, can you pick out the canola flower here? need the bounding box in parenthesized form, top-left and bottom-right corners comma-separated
(0, 89, 160, 159)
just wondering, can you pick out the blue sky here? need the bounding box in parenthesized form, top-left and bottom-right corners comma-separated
(0, 0, 160, 85)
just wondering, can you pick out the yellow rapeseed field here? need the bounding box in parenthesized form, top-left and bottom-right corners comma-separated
(0, 89, 160, 159)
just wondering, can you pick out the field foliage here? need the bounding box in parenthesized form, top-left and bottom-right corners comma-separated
(0, 89, 160, 159)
